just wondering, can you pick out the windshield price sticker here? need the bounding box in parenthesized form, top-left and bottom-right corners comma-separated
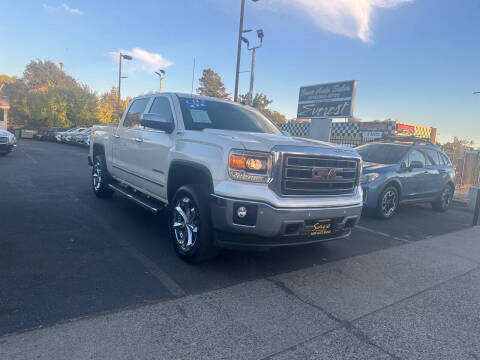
(185, 99, 208, 109)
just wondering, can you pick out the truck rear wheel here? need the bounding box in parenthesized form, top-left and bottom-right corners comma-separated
(169, 184, 217, 262)
(92, 154, 114, 198)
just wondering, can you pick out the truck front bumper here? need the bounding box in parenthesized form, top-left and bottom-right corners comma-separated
(210, 194, 362, 248)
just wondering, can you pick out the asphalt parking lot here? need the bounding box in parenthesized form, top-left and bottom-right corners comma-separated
(0, 140, 473, 337)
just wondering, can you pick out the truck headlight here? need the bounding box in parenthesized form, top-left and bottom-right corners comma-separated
(360, 173, 379, 184)
(228, 150, 272, 183)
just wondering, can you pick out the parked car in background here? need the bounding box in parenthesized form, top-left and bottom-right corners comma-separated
(64, 128, 87, 143)
(0, 129, 17, 155)
(45, 127, 68, 141)
(76, 128, 91, 146)
(357, 137, 456, 219)
(55, 128, 76, 142)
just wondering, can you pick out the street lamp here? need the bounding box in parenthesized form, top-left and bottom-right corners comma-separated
(234, 0, 260, 102)
(155, 70, 166, 93)
(118, 53, 133, 107)
(242, 29, 264, 105)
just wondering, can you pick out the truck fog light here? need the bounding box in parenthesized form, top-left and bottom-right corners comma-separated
(237, 206, 247, 218)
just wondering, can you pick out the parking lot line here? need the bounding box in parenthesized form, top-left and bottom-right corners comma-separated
(18, 146, 38, 164)
(356, 225, 410, 243)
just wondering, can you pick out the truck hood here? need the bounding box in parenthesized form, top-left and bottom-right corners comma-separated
(202, 129, 354, 154)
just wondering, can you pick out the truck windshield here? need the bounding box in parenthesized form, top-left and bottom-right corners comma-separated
(356, 143, 410, 164)
(177, 96, 282, 134)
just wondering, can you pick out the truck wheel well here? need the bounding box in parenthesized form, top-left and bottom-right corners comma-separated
(92, 143, 104, 159)
(168, 162, 213, 203)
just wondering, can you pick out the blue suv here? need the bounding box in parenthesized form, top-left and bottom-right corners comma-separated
(357, 137, 456, 219)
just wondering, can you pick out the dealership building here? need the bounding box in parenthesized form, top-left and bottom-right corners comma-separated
(0, 96, 9, 131)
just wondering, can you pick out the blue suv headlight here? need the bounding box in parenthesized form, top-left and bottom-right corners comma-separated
(361, 172, 380, 184)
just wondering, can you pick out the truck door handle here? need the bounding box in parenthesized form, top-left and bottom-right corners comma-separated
(114, 134, 120, 139)
(135, 137, 144, 143)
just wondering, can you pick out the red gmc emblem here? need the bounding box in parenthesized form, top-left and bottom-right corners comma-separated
(312, 168, 343, 180)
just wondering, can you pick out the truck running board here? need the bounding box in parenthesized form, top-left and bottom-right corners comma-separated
(108, 184, 160, 214)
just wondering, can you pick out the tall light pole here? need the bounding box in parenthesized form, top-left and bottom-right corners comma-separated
(234, 0, 260, 103)
(118, 53, 132, 107)
(155, 70, 166, 93)
(242, 29, 264, 105)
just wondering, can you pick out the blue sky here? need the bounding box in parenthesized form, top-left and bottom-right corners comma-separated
(1, 0, 479, 144)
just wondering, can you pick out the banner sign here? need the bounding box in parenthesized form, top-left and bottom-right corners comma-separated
(397, 123, 415, 134)
(358, 122, 388, 131)
(362, 131, 383, 140)
(297, 80, 357, 119)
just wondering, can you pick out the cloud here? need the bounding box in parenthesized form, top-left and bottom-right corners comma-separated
(110, 48, 173, 72)
(273, 0, 413, 42)
(43, 3, 84, 15)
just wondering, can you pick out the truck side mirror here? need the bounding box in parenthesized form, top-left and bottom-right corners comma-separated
(140, 113, 174, 133)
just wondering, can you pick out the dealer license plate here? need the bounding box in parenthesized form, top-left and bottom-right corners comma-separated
(308, 219, 333, 237)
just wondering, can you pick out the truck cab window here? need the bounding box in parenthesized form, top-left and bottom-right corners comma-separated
(148, 97, 174, 124)
(123, 98, 150, 129)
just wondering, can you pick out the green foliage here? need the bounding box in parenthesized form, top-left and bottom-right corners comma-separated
(197, 68, 230, 99)
(240, 92, 287, 124)
(23, 60, 78, 92)
(1, 60, 101, 129)
(97, 87, 129, 125)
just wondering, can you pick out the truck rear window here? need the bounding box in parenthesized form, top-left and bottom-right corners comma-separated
(177, 96, 281, 134)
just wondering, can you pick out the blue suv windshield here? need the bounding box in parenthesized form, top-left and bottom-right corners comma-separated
(357, 143, 410, 164)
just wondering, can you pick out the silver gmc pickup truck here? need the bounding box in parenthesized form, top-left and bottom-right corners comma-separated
(89, 93, 363, 262)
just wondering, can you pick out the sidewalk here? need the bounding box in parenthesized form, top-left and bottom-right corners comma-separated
(2, 226, 480, 360)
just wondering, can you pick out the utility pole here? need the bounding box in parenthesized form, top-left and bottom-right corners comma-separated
(248, 47, 256, 104)
(234, 0, 260, 102)
(155, 70, 166, 93)
(242, 29, 264, 105)
(234, 0, 246, 103)
(118, 53, 132, 107)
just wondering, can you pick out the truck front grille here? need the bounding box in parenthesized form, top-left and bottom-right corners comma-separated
(0, 137, 8, 144)
(282, 154, 358, 196)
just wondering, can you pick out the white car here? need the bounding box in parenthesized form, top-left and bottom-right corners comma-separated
(0, 129, 17, 155)
(89, 93, 363, 262)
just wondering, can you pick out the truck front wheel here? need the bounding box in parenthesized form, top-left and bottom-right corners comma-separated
(92, 154, 114, 198)
(170, 184, 217, 262)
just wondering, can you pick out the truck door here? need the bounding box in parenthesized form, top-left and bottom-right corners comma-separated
(112, 97, 150, 186)
(135, 95, 176, 200)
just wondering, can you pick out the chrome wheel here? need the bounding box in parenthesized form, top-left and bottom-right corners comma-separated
(381, 189, 398, 218)
(172, 197, 199, 251)
(92, 160, 102, 191)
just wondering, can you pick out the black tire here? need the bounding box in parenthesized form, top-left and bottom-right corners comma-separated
(376, 185, 399, 219)
(432, 184, 453, 212)
(169, 184, 218, 262)
(92, 154, 114, 198)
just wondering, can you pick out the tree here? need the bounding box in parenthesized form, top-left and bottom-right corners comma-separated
(197, 68, 230, 99)
(97, 87, 129, 125)
(240, 92, 287, 124)
(440, 137, 475, 156)
(23, 60, 77, 92)
(0, 77, 28, 125)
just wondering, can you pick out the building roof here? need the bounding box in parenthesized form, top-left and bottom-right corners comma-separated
(0, 95, 10, 108)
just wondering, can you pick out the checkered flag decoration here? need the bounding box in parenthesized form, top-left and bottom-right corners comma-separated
(278, 123, 310, 137)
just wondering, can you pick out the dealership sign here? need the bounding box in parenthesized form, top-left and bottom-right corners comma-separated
(297, 80, 357, 119)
